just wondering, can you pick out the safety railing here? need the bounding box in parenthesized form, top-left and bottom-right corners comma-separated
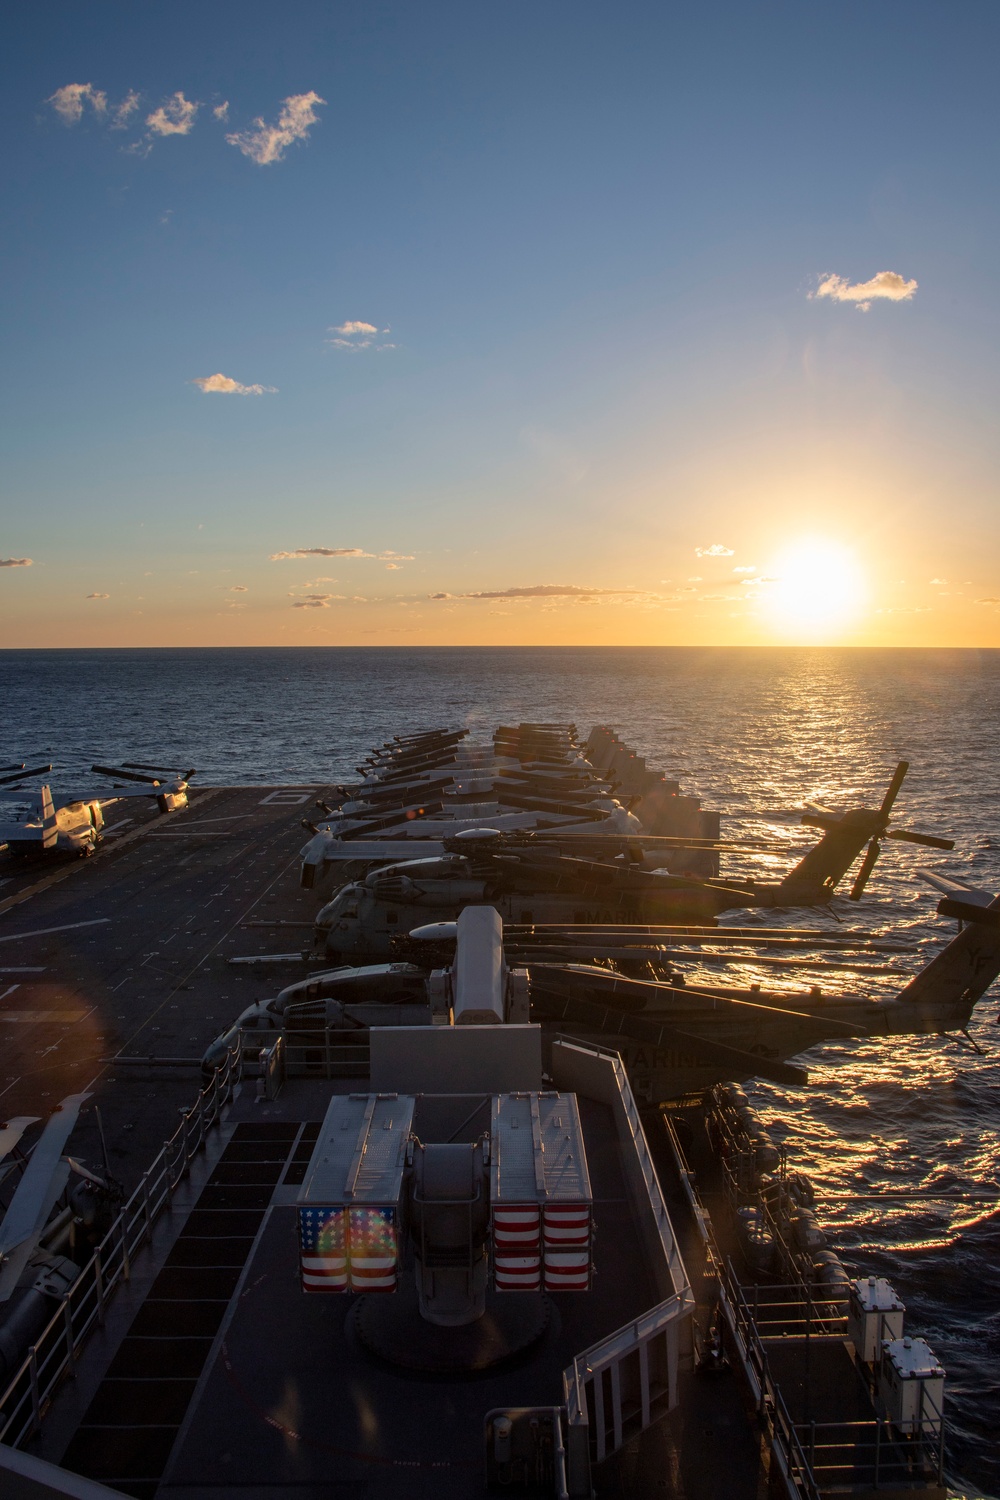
(562, 1286, 693, 1486)
(239, 1026, 369, 1079)
(794, 1407, 946, 1494)
(0, 1040, 242, 1448)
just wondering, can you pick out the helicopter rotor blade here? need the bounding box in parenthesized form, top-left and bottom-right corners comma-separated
(849, 839, 881, 901)
(884, 828, 955, 850)
(878, 760, 909, 822)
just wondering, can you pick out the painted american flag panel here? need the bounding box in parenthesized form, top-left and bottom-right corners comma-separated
(347, 1206, 398, 1292)
(299, 1206, 348, 1292)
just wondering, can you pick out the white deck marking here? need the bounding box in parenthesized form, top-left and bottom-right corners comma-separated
(0, 1011, 89, 1024)
(0, 985, 20, 1003)
(146, 831, 232, 838)
(0, 967, 45, 974)
(0, 918, 111, 945)
(259, 790, 313, 806)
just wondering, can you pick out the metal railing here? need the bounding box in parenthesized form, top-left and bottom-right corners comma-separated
(239, 1026, 368, 1079)
(0, 1041, 242, 1448)
(563, 1287, 692, 1480)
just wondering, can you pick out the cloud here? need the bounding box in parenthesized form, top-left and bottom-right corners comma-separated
(270, 547, 413, 561)
(191, 373, 277, 395)
(733, 565, 757, 574)
(146, 92, 199, 137)
(213, 101, 229, 122)
(327, 319, 397, 352)
(0, 557, 33, 568)
(85, 592, 110, 599)
(976, 597, 1000, 605)
(48, 83, 107, 124)
(272, 547, 370, 560)
(332, 321, 377, 337)
(226, 91, 325, 165)
(430, 592, 453, 600)
(229, 584, 248, 592)
(813, 270, 918, 312)
(111, 90, 140, 128)
(385, 562, 401, 570)
(446, 584, 643, 600)
(292, 594, 333, 609)
(695, 544, 734, 557)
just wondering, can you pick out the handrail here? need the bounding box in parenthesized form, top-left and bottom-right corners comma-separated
(0, 1040, 243, 1448)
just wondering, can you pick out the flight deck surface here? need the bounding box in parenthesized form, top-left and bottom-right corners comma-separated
(0, 785, 340, 1187)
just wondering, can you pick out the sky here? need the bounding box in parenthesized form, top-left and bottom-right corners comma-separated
(2, 1, 1000, 648)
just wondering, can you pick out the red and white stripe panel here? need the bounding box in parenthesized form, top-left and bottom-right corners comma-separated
(301, 1253, 348, 1292)
(493, 1205, 541, 1292)
(543, 1204, 591, 1292)
(347, 1207, 398, 1292)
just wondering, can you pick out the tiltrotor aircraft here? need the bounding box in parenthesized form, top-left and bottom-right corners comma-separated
(0, 762, 194, 857)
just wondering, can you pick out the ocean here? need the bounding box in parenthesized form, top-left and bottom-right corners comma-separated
(2, 645, 999, 1494)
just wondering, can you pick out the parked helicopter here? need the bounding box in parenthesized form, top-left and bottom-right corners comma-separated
(204, 879, 1000, 1100)
(310, 761, 952, 962)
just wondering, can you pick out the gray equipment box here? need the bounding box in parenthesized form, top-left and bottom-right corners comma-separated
(848, 1275, 905, 1363)
(877, 1336, 945, 1434)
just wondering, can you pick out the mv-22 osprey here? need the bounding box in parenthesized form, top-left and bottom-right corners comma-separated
(313, 762, 954, 963)
(0, 762, 194, 857)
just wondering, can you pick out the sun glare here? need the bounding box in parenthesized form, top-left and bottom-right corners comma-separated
(766, 539, 865, 636)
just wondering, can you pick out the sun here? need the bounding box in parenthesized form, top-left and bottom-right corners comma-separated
(765, 538, 865, 636)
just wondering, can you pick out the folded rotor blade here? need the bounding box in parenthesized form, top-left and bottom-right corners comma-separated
(884, 829, 955, 850)
(878, 760, 909, 821)
(0, 764, 52, 787)
(92, 764, 162, 784)
(849, 838, 881, 901)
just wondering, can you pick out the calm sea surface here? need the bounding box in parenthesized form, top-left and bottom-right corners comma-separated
(3, 646, 999, 1494)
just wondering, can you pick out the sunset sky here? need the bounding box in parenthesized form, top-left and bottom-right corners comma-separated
(3, 1, 1000, 647)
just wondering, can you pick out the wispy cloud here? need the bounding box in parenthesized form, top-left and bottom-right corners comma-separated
(191, 373, 277, 395)
(292, 593, 334, 609)
(86, 592, 110, 599)
(146, 91, 199, 137)
(332, 321, 377, 337)
(812, 270, 918, 312)
(48, 83, 107, 124)
(213, 101, 229, 122)
(111, 90, 140, 129)
(442, 584, 644, 600)
(733, 565, 757, 574)
(226, 91, 325, 165)
(272, 547, 370, 560)
(0, 557, 33, 568)
(228, 584, 248, 592)
(695, 544, 734, 557)
(271, 547, 413, 561)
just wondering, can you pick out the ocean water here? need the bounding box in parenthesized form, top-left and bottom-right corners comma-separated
(3, 645, 999, 1493)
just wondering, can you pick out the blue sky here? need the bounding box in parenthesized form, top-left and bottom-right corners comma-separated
(3, 1, 1000, 645)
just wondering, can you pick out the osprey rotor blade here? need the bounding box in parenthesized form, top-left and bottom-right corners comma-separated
(0, 764, 53, 787)
(849, 839, 882, 901)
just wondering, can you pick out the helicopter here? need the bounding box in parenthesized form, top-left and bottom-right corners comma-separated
(203, 877, 1000, 1101)
(311, 761, 953, 963)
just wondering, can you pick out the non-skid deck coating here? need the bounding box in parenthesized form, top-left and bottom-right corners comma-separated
(0, 785, 340, 1185)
